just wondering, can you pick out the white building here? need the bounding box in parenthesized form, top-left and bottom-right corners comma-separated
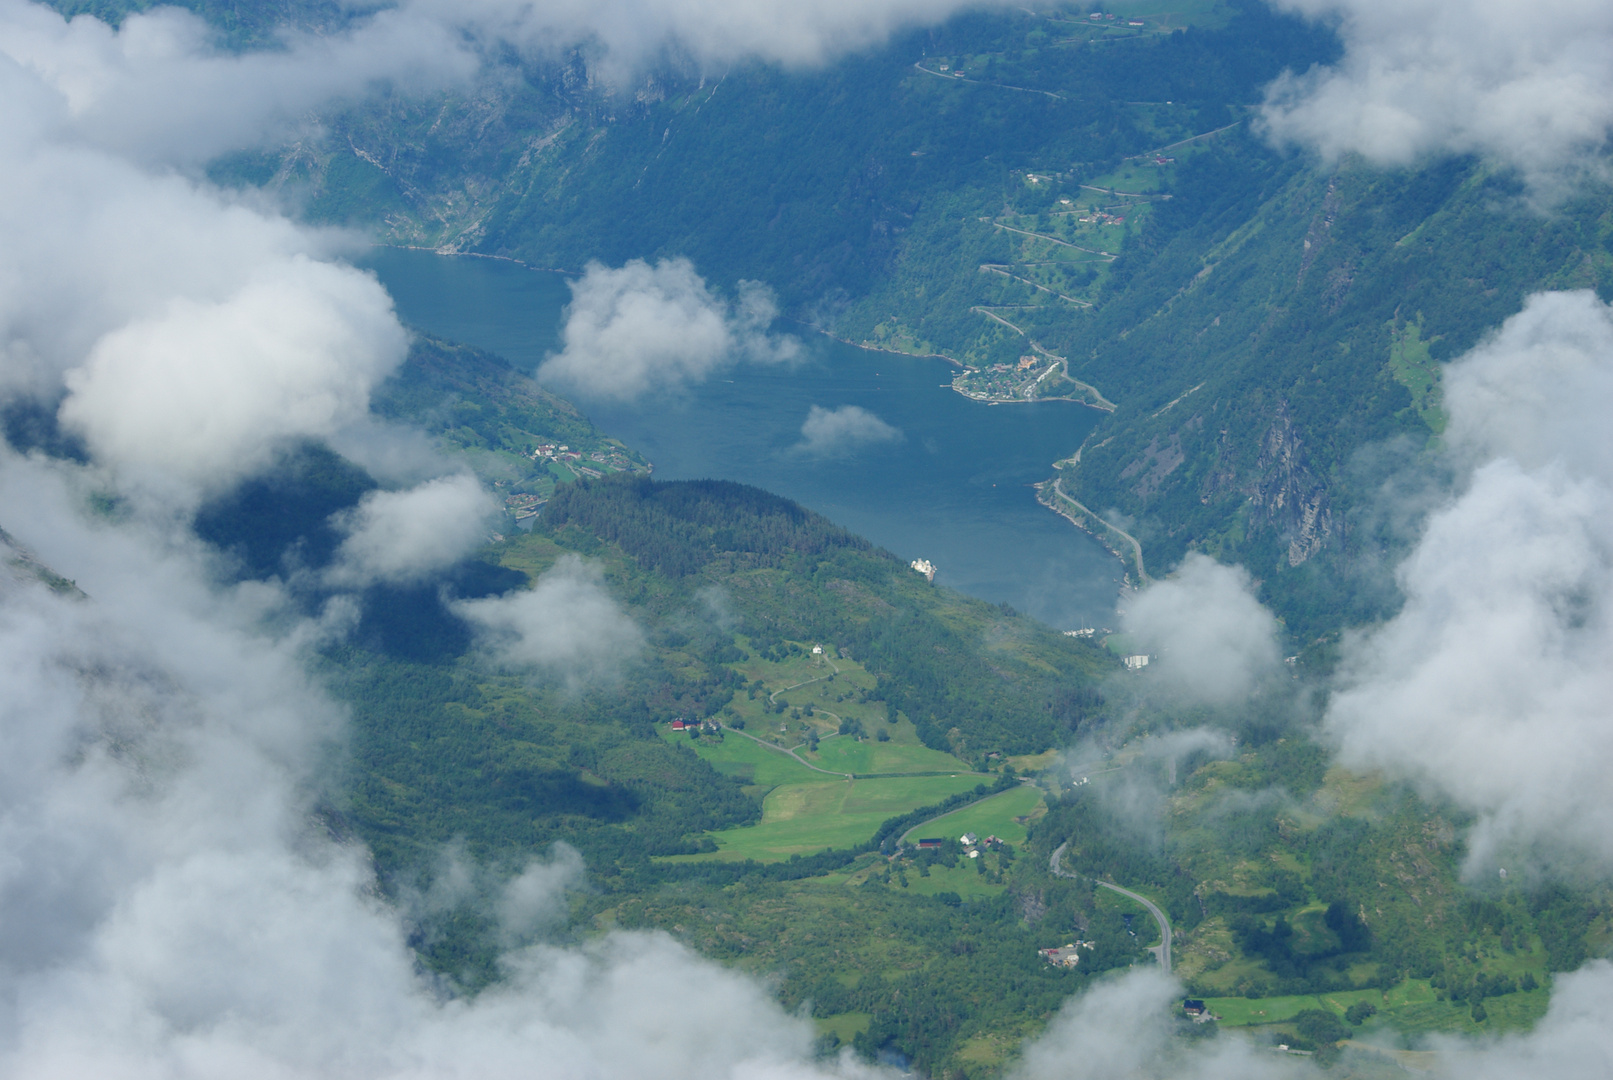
(1123, 654, 1149, 671)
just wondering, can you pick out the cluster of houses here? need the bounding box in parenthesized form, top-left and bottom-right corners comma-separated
(910, 558, 937, 582)
(1086, 12, 1146, 26)
(1038, 941, 1094, 968)
(668, 717, 721, 734)
(915, 833, 1005, 859)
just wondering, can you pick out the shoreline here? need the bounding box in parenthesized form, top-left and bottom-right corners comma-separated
(380, 249, 1113, 412)
(816, 326, 1116, 410)
(370, 243, 572, 276)
(1037, 478, 1147, 586)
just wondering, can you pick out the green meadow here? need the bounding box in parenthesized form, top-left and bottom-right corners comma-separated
(901, 784, 1046, 845)
(662, 773, 986, 861)
(655, 638, 1018, 861)
(1207, 979, 1552, 1038)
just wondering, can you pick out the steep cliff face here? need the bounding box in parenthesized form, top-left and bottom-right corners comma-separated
(1052, 141, 1613, 640)
(1248, 403, 1333, 568)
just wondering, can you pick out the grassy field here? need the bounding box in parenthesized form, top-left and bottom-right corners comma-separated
(1207, 979, 1552, 1039)
(806, 733, 971, 776)
(657, 726, 820, 790)
(814, 1012, 871, 1046)
(900, 859, 1007, 900)
(665, 772, 985, 861)
(902, 784, 1045, 845)
(654, 639, 1018, 861)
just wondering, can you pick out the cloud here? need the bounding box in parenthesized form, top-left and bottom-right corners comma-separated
(0, 0, 478, 165)
(496, 845, 587, 943)
(0, 452, 879, 1080)
(537, 258, 800, 402)
(794, 404, 903, 457)
(453, 554, 644, 682)
(327, 473, 498, 587)
(1260, 0, 1613, 191)
(58, 257, 408, 493)
(0, 30, 423, 507)
(0, 0, 1026, 166)
(1064, 727, 1237, 844)
(1325, 291, 1613, 873)
(1122, 552, 1283, 707)
(404, 0, 1016, 79)
(1012, 967, 1297, 1080)
(1427, 960, 1613, 1079)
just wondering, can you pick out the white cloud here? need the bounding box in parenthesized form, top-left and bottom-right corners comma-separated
(1012, 967, 1296, 1080)
(0, 29, 421, 506)
(327, 473, 498, 587)
(1122, 552, 1283, 707)
(0, 0, 478, 165)
(0, 455, 867, 1080)
(1428, 961, 1613, 1079)
(404, 0, 1015, 79)
(794, 404, 902, 456)
(1261, 0, 1613, 191)
(0, 0, 1024, 166)
(1326, 290, 1613, 872)
(59, 257, 408, 492)
(454, 554, 644, 683)
(538, 258, 800, 402)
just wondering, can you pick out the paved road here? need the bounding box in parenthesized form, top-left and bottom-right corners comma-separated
(1050, 479, 1147, 582)
(1049, 841, 1172, 973)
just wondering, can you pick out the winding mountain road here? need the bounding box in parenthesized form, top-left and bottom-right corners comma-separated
(1049, 840, 1172, 973)
(1049, 478, 1148, 583)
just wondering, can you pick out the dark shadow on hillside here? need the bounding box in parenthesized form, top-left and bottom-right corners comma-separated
(354, 560, 527, 663)
(193, 441, 377, 579)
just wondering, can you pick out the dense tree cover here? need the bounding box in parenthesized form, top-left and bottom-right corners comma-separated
(193, 441, 377, 579)
(542, 476, 872, 577)
(541, 475, 1112, 754)
(373, 335, 599, 455)
(372, 333, 646, 489)
(1027, 734, 1609, 1007)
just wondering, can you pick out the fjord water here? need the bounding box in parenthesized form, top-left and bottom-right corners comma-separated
(363, 248, 1122, 629)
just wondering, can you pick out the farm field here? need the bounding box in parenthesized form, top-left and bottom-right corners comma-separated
(902, 784, 1045, 845)
(805, 732, 971, 776)
(665, 773, 986, 861)
(657, 726, 820, 790)
(658, 638, 1010, 861)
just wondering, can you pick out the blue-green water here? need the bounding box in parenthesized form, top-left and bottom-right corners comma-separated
(362, 249, 1122, 629)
